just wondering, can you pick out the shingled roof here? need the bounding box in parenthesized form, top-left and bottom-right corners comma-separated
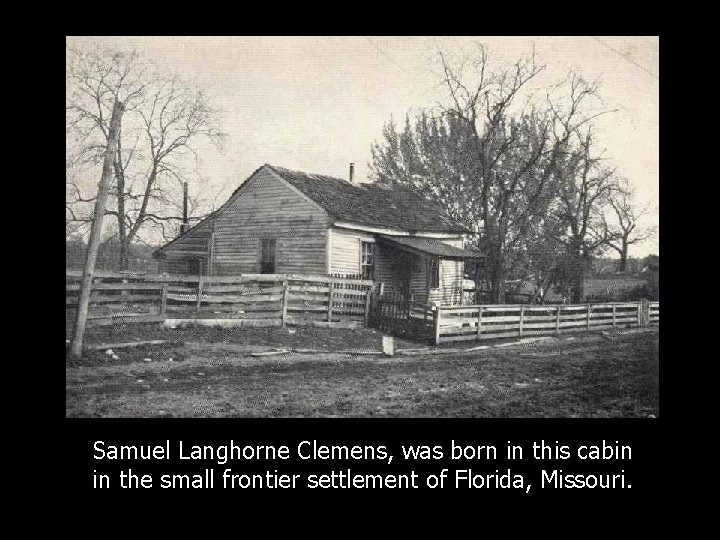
(377, 235, 485, 259)
(265, 165, 469, 234)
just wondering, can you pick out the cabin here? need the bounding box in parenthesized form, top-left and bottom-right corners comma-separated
(153, 164, 483, 305)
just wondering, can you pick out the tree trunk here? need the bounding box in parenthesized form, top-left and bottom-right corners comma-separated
(117, 176, 128, 270)
(571, 253, 592, 303)
(571, 276, 584, 304)
(119, 238, 129, 271)
(490, 253, 506, 304)
(70, 100, 125, 357)
(618, 241, 628, 272)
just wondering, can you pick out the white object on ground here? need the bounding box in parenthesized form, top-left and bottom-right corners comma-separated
(382, 336, 395, 356)
(517, 337, 554, 344)
(250, 349, 290, 357)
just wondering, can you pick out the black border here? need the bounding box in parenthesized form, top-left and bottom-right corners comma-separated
(50, 31, 680, 513)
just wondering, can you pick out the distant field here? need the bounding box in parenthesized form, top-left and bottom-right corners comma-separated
(66, 325, 659, 418)
(584, 275, 648, 300)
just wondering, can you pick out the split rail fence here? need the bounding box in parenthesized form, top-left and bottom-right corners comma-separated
(66, 270, 374, 329)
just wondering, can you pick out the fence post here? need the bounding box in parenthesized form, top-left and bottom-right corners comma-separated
(281, 279, 289, 327)
(637, 301, 642, 327)
(587, 304, 591, 330)
(364, 287, 372, 325)
(641, 298, 650, 327)
(556, 305, 561, 335)
(121, 278, 129, 300)
(612, 304, 616, 327)
(433, 307, 441, 345)
(519, 305, 525, 337)
(476, 306, 483, 341)
(160, 283, 168, 316)
(196, 276, 204, 312)
(327, 279, 334, 323)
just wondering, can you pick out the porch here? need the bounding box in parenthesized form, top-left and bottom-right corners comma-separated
(373, 234, 485, 306)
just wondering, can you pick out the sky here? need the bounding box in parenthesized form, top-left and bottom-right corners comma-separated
(67, 36, 659, 256)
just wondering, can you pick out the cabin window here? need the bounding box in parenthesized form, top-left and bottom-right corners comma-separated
(428, 257, 440, 289)
(260, 239, 276, 274)
(361, 241, 374, 280)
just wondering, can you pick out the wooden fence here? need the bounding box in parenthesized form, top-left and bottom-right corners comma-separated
(434, 300, 659, 344)
(371, 296, 435, 342)
(66, 270, 374, 329)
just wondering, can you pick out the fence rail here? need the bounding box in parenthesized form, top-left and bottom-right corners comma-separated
(434, 299, 659, 344)
(66, 271, 374, 329)
(369, 295, 658, 345)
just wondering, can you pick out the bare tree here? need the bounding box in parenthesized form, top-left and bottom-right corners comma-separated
(371, 44, 613, 303)
(552, 128, 619, 301)
(604, 180, 657, 272)
(66, 46, 225, 268)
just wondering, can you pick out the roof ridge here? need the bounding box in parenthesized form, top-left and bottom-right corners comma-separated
(267, 163, 356, 186)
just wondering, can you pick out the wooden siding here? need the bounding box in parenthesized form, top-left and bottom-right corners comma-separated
(374, 235, 464, 305)
(374, 243, 408, 295)
(329, 228, 374, 275)
(156, 164, 467, 302)
(157, 220, 213, 275)
(429, 258, 464, 305)
(208, 168, 331, 276)
(409, 253, 429, 304)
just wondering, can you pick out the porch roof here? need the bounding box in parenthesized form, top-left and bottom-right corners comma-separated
(377, 235, 485, 260)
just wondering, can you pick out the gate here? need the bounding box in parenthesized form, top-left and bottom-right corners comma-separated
(370, 294, 435, 343)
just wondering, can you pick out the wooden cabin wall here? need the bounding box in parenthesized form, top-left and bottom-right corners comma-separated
(156, 219, 213, 275)
(374, 243, 406, 295)
(329, 228, 374, 275)
(433, 237, 464, 305)
(211, 168, 330, 275)
(428, 258, 464, 305)
(372, 235, 466, 304)
(408, 253, 429, 304)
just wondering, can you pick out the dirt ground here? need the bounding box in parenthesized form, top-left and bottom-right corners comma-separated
(65, 325, 659, 418)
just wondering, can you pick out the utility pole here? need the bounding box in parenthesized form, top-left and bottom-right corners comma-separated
(70, 99, 125, 357)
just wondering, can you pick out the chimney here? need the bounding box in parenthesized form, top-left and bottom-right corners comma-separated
(349, 162, 355, 183)
(180, 182, 189, 235)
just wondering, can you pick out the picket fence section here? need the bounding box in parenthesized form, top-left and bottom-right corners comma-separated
(371, 296, 436, 342)
(66, 270, 374, 328)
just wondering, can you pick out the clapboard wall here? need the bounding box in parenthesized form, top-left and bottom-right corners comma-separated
(156, 219, 213, 275)
(329, 227, 374, 275)
(374, 236, 465, 305)
(178, 168, 332, 276)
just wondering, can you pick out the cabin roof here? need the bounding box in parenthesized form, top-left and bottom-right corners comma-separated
(264, 164, 470, 234)
(377, 235, 485, 260)
(155, 163, 473, 256)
